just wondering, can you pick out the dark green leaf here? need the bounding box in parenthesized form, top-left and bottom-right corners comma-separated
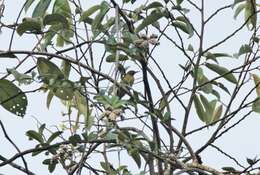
(46, 91, 54, 109)
(43, 14, 69, 28)
(26, 130, 44, 144)
(0, 79, 27, 117)
(222, 167, 237, 173)
(32, 0, 51, 18)
(69, 134, 81, 146)
(144, 2, 163, 10)
(237, 44, 252, 57)
(128, 148, 141, 168)
(0, 52, 17, 58)
(106, 54, 129, 62)
(135, 10, 165, 33)
(47, 131, 63, 144)
(206, 63, 237, 84)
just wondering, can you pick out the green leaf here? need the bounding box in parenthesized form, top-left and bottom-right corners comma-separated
(200, 95, 216, 124)
(48, 160, 57, 173)
(69, 134, 81, 146)
(135, 10, 165, 33)
(194, 95, 207, 122)
(177, 0, 184, 5)
(43, 14, 69, 28)
(252, 74, 260, 96)
(128, 148, 141, 168)
(37, 57, 64, 81)
(32, 0, 51, 18)
(52, 80, 74, 100)
(234, 3, 246, 19)
(205, 63, 237, 84)
(91, 1, 110, 34)
(74, 91, 93, 129)
(46, 91, 54, 109)
(17, 18, 42, 36)
(79, 5, 100, 22)
(7, 68, 32, 85)
(53, 0, 71, 17)
(24, 0, 35, 12)
(106, 54, 129, 62)
(61, 60, 71, 79)
(212, 105, 223, 123)
(245, 0, 257, 30)
(252, 97, 260, 113)
(0, 79, 27, 117)
(26, 130, 44, 144)
(47, 131, 62, 144)
(172, 21, 192, 36)
(236, 44, 252, 57)
(222, 167, 237, 173)
(144, 2, 163, 10)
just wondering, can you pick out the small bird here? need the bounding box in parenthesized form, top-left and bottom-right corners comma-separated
(116, 70, 138, 98)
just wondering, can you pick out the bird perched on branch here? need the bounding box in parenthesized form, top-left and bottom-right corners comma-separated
(116, 70, 138, 98)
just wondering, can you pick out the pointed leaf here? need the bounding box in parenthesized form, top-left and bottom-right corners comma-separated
(80, 5, 100, 22)
(135, 10, 165, 33)
(26, 130, 44, 144)
(194, 95, 207, 122)
(206, 63, 237, 84)
(32, 0, 51, 17)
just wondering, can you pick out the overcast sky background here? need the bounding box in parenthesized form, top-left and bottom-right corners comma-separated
(0, 0, 260, 175)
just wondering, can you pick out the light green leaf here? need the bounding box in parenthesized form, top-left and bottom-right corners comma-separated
(194, 95, 207, 122)
(234, 3, 246, 19)
(32, 0, 51, 18)
(61, 60, 71, 79)
(135, 10, 165, 33)
(212, 105, 223, 122)
(252, 74, 260, 96)
(53, 0, 71, 17)
(0, 79, 27, 117)
(17, 18, 42, 36)
(206, 63, 237, 84)
(24, 0, 35, 12)
(91, 1, 109, 34)
(7, 68, 32, 85)
(252, 97, 260, 113)
(79, 5, 100, 22)
(37, 57, 64, 80)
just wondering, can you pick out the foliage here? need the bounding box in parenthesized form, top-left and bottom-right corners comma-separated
(0, 0, 260, 174)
